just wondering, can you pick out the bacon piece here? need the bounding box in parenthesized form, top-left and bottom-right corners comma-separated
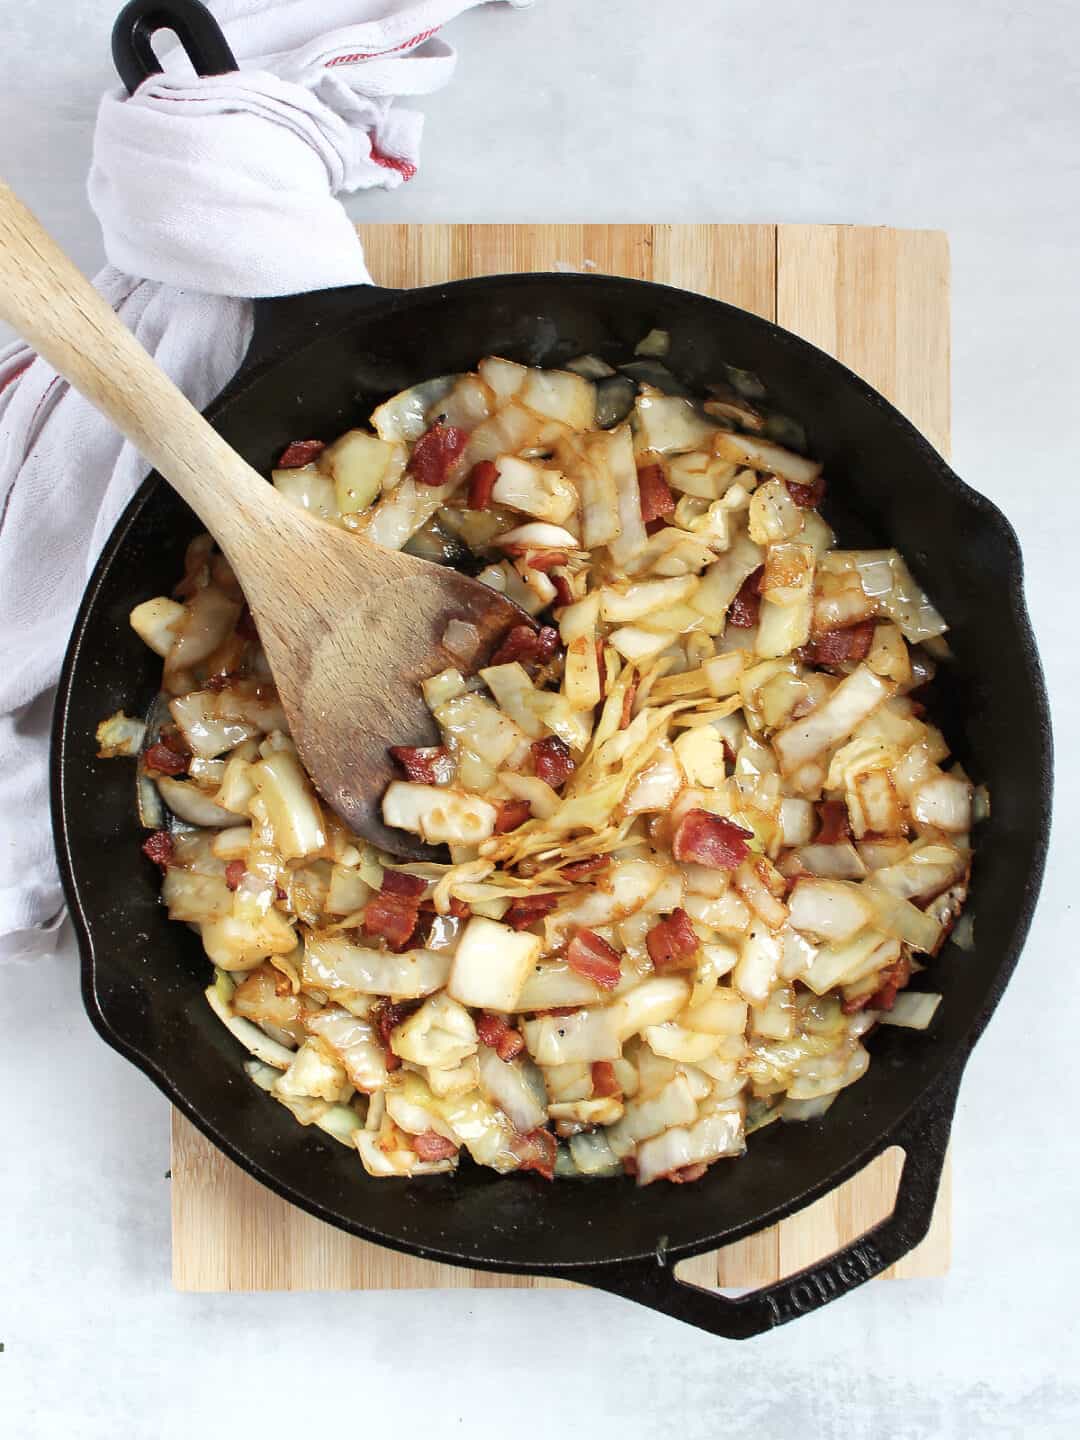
(532, 735, 575, 788)
(363, 892, 419, 951)
(672, 810, 753, 870)
(867, 950, 914, 1012)
(785, 475, 826, 508)
(816, 800, 852, 844)
(511, 1127, 557, 1181)
(551, 572, 574, 607)
(364, 871, 426, 949)
(412, 1130, 459, 1162)
(490, 623, 560, 668)
(637, 462, 675, 522)
(370, 997, 423, 1072)
(560, 854, 610, 882)
(141, 829, 174, 871)
(380, 870, 427, 899)
(476, 1012, 508, 1048)
(476, 1012, 526, 1061)
(389, 745, 454, 785)
(224, 859, 246, 892)
(667, 1161, 709, 1184)
(592, 1060, 621, 1098)
(622, 1155, 638, 1177)
(803, 619, 875, 667)
(277, 439, 325, 468)
(497, 1029, 525, 1061)
(645, 907, 700, 972)
(407, 422, 469, 487)
(620, 680, 638, 730)
(466, 459, 499, 509)
(446, 896, 472, 921)
(494, 799, 532, 834)
(143, 741, 189, 776)
(728, 566, 764, 628)
(523, 550, 569, 573)
(503, 892, 560, 931)
(566, 928, 622, 989)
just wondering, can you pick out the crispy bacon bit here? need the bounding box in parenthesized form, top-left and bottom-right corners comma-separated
(476, 1012, 525, 1061)
(412, 1130, 459, 1162)
(867, 950, 914, 1012)
(803, 620, 875, 667)
(364, 873, 425, 950)
(141, 829, 174, 871)
(370, 997, 423, 1072)
(494, 799, 532, 834)
(363, 892, 419, 951)
(525, 550, 569, 573)
(667, 1162, 709, 1184)
(672, 810, 753, 870)
(407, 422, 469, 487)
(490, 623, 559, 668)
(380, 870, 427, 899)
(532, 735, 575, 788)
(466, 459, 499, 509)
(224, 860, 246, 892)
(620, 680, 638, 729)
(785, 474, 826, 508)
(592, 1060, 621, 1098)
(566, 928, 622, 989)
(622, 1155, 638, 1177)
(503, 892, 560, 931)
(728, 566, 764, 627)
(511, 1126, 557, 1181)
(277, 439, 325, 469)
(476, 1012, 508, 1048)
(552, 572, 574, 607)
(560, 854, 610, 882)
(447, 896, 471, 920)
(646, 908, 701, 972)
(536, 625, 560, 660)
(143, 741, 189, 776)
(389, 744, 454, 785)
(497, 1029, 525, 1061)
(816, 800, 852, 845)
(637, 462, 675, 522)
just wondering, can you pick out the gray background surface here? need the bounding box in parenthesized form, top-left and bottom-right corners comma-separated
(1, 1, 1077, 1435)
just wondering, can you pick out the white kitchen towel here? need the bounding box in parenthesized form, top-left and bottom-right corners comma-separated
(0, 0, 532, 962)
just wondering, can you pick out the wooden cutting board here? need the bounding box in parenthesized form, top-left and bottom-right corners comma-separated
(172, 223, 951, 1293)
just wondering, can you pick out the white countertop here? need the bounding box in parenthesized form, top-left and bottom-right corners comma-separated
(2, 1, 1077, 1434)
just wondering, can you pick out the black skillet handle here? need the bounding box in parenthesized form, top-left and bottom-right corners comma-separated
(582, 1057, 964, 1341)
(112, 0, 238, 96)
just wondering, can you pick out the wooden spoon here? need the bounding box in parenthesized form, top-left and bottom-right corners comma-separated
(0, 182, 528, 859)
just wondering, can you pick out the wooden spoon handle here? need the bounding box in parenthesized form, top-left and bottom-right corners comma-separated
(0, 180, 275, 546)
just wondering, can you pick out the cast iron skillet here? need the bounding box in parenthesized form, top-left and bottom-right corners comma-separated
(54, 0, 1052, 1339)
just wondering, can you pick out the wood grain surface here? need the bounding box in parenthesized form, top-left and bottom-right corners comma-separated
(173, 222, 951, 1293)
